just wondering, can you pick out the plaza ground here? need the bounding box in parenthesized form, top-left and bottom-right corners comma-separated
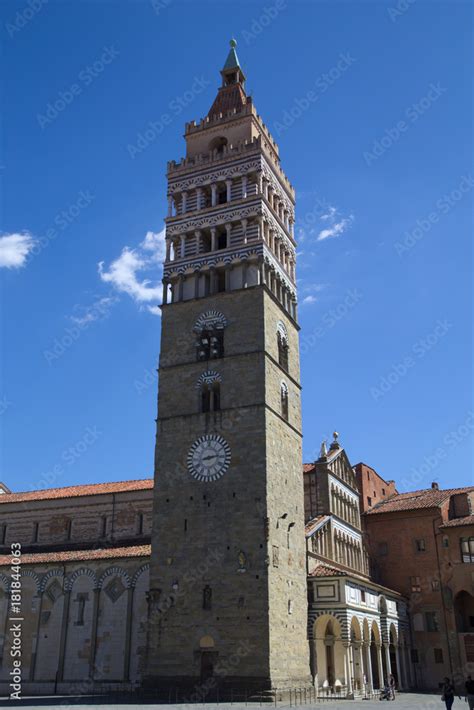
(0, 692, 446, 709)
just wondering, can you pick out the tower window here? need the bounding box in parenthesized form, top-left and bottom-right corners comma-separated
(33, 522, 39, 543)
(217, 187, 227, 204)
(100, 515, 107, 537)
(217, 270, 226, 293)
(280, 382, 289, 421)
(203, 585, 212, 610)
(0, 524, 6, 544)
(461, 537, 474, 563)
(277, 322, 289, 372)
(66, 519, 72, 540)
(197, 329, 224, 360)
(200, 382, 221, 413)
(137, 513, 144, 535)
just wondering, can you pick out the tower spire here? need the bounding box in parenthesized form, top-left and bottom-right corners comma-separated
(207, 39, 248, 119)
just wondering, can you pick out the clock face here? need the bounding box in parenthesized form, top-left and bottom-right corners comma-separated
(187, 434, 231, 482)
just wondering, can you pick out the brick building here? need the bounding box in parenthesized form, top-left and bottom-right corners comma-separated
(364, 484, 474, 690)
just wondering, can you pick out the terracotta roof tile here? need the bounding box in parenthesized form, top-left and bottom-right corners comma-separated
(0, 544, 151, 566)
(365, 487, 474, 515)
(440, 515, 474, 528)
(303, 463, 316, 474)
(0, 479, 153, 505)
(309, 563, 347, 578)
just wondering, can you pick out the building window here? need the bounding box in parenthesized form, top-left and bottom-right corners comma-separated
(137, 513, 144, 535)
(410, 576, 422, 593)
(0, 524, 6, 544)
(442, 536, 449, 548)
(367, 496, 372, 507)
(382, 488, 385, 495)
(100, 515, 107, 537)
(361, 590, 366, 603)
(461, 537, 474, 563)
(434, 648, 444, 664)
(33, 522, 39, 543)
(431, 579, 440, 591)
(280, 382, 289, 421)
(66, 519, 72, 540)
(425, 612, 439, 632)
(415, 538, 426, 552)
(288, 599, 293, 614)
(378, 541, 388, 556)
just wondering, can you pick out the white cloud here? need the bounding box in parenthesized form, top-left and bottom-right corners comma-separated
(70, 296, 119, 326)
(320, 206, 337, 221)
(317, 213, 354, 241)
(98, 229, 165, 311)
(302, 295, 318, 305)
(0, 232, 36, 268)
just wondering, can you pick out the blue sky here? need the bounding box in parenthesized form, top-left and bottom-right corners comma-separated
(1, 0, 472, 494)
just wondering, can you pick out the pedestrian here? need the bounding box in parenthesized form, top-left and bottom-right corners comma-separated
(389, 673, 396, 700)
(442, 677, 456, 710)
(465, 675, 474, 710)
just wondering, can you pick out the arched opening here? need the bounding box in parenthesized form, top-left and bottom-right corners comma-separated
(370, 622, 382, 690)
(389, 624, 399, 686)
(314, 615, 345, 693)
(455, 590, 474, 632)
(350, 617, 363, 690)
(277, 331, 289, 371)
(208, 136, 228, 156)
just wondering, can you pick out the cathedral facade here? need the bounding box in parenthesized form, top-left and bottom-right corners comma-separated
(0, 42, 472, 699)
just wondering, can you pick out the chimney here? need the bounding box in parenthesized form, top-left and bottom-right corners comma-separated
(431, 482, 439, 490)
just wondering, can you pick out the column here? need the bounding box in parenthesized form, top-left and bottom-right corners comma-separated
(167, 194, 173, 217)
(376, 644, 384, 689)
(194, 270, 200, 299)
(210, 227, 217, 252)
(89, 587, 101, 679)
(123, 586, 134, 681)
(241, 260, 248, 289)
(225, 223, 232, 248)
(344, 644, 353, 695)
(241, 174, 248, 199)
(365, 641, 374, 691)
(165, 238, 171, 262)
(180, 234, 186, 259)
(225, 265, 232, 291)
(197, 187, 203, 210)
(162, 279, 169, 305)
(256, 171, 263, 194)
(226, 178, 232, 202)
(384, 643, 392, 680)
(241, 218, 248, 244)
(182, 191, 188, 213)
(209, 268, 217, 295)
(195, 230, 202, 254)
(177, 275, 184, 302)
(211, 183, 217, 207)
(56, 588, 71, 682)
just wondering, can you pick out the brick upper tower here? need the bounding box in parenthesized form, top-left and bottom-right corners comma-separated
(146, 40, 310, 693)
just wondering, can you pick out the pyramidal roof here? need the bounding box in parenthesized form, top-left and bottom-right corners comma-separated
(223, 38, 241, 71)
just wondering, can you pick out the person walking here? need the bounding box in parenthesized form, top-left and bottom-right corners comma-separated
(465, 675, 474, 710)
(442, 677, 456, 710)
(389, 673, 396, 700)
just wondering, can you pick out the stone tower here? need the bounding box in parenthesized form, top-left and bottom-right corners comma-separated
(146, 40, 311, 694)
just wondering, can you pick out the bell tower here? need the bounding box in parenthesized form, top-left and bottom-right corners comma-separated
(146, 40, 310, 694)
